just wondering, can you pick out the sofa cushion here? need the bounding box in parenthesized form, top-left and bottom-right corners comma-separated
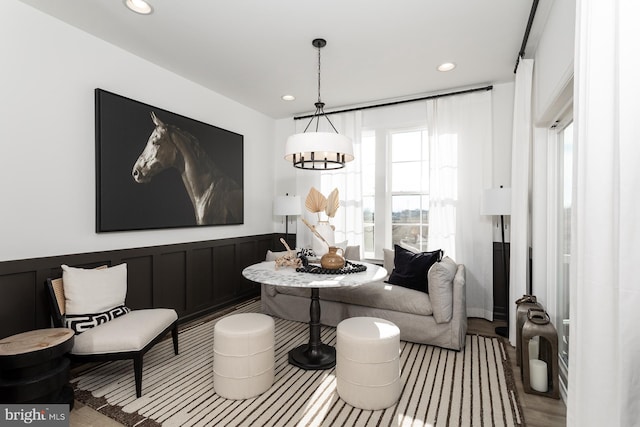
(428, 257, 458, 323)
(266, 249, 299, 262)
(383, 248, 395, 275)
(71, 309, 178, 355)
(271, 280, 433, 316)
(386, 245, 442, 293)
(343, 245, 361, 261)
(62, 263, 127, 315)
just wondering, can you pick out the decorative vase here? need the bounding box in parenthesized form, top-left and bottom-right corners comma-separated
(320, 246, 345, 270)
(312, 220, 335, 256)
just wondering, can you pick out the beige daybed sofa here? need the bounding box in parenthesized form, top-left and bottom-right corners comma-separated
(261, 247, 467, 351)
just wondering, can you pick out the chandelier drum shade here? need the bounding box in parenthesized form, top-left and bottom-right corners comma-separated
(285, 38, 354, 170)
(285, 132, 353, 169)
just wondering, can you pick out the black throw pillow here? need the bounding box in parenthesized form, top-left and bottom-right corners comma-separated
(386, 245, 443, 293)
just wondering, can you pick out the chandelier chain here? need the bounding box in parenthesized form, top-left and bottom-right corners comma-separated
(285, 37, 352, 170)
(317, 43, 322, 103)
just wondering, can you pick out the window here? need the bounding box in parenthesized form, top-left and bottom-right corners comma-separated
(391, 130, 429, 251)
(361, 128, 430, 259)
(318, 92, 490, 264)
(361, 132, 376, 257)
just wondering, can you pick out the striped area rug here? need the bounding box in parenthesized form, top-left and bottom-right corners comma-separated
(72, 300, 525, 426)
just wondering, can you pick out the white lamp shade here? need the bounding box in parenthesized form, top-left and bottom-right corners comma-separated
(284, 132, 354, 169)
(273, 195, 302, 216)
(481, 188, 512, 215)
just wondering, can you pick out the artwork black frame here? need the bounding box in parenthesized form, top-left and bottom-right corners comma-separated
(95, 89, 244, 232)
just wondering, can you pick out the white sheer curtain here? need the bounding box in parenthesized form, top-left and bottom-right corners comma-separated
(320, 111, 364, 251)
(569, 1, 640, 425)
(294, 111, 363, 253)
(426, 90, 494, 319)
(509, 58, 533, 345)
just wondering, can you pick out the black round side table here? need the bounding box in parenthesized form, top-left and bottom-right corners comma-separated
(0, 328, 75, 407)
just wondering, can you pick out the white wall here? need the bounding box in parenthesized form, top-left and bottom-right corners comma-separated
(534, 0, 576, 126)
(0, 1, 276, 262)
(3, 0, 521, 262)
(272, 118, 299, 236)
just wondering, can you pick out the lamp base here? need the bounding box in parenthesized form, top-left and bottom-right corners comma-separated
(495, 326, 508, 338)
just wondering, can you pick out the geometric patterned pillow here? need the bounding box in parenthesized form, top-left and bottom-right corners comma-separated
(64, 305, 131, 334)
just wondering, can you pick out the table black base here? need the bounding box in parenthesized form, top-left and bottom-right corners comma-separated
(288, 344, 336, 370)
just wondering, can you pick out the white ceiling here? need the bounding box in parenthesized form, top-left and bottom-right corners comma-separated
(19, 0, 538, 119)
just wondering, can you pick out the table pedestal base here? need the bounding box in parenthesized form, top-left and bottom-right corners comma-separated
(288, 287, 336, 370)
(288, 343, 335, 370)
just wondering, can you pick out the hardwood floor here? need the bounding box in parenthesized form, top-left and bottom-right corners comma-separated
(69, 404, 123, 427)
(68, 312, 567, 426)
(467, 317, 567, 427)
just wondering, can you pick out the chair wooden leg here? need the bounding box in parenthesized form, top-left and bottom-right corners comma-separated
(134, 355, 143, 398)
(172, 325, 179, 355)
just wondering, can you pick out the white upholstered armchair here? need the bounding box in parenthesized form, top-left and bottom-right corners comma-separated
(45, 263, 178, 398)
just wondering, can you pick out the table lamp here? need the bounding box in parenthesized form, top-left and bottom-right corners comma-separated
(274, 194, 302, 245)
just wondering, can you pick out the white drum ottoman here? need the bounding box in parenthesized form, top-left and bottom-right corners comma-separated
(213, 313, 275, 399)
(336, 317, 402, 410)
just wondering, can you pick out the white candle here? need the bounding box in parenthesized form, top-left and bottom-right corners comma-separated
(528, 337, 539, 359)
(529, 359, 548, 392)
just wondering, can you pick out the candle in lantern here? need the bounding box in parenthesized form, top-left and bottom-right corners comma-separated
(530, 359, 548, 392)
(528, 336, 539, 359)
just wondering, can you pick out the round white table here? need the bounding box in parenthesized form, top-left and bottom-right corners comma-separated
(242, 260, 387, 370)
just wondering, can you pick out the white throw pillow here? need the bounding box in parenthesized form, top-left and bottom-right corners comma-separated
(266, 250, 286, 261)
(344, 245, 361, 261)
(428, 257, 458, 323)
(335, 240, 348, 252)
(265, 248, 301, 261)
(382, 248, 395, 275)
(62, 263, 127, 315)
(398, 241, 420, 253)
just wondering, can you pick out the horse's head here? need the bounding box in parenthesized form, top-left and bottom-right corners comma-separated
(132, 112, 179, 183)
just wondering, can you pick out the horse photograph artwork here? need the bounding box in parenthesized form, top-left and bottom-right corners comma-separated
(95, 89, 244, 232)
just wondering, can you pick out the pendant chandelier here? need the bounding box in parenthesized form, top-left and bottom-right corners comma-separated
(285, 38, 354, 170)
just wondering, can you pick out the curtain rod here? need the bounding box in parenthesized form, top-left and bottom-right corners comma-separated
(293, 85, 493, 120)
(514, 0, 539, 73)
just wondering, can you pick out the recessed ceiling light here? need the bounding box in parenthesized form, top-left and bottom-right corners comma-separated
(124, 0, 153, 15)
(281, 95, 295, 101)
(437, 62, 456, 72)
